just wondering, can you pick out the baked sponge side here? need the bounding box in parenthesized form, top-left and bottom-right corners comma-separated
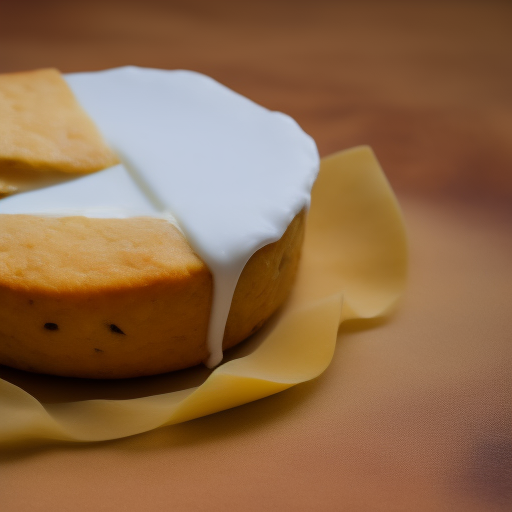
(0, 212, 305, 378)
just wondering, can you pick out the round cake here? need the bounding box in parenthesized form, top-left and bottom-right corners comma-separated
(0, 67, 319, 378)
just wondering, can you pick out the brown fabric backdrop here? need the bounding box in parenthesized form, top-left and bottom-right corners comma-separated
(1, 1, 511, 511)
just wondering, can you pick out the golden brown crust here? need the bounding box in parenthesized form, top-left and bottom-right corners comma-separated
(0, 212, 305, 378)
(0, 68, 119, 196)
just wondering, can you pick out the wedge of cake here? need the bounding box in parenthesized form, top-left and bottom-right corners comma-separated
(0, 68, 119, 197)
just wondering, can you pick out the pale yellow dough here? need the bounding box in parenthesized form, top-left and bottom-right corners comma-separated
(0, 147, 408, 445)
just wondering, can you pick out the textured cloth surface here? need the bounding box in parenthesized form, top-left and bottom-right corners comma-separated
(1, 197, 510, 511)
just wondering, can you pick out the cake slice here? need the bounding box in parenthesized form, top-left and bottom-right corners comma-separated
(0, 68, 119, 196)
(0, 67, 319, 378)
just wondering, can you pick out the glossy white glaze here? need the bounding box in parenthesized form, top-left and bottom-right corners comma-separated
(1, 67, 319, 367)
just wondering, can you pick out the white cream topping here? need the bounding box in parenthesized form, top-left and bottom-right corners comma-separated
(1, 66, 319, 367)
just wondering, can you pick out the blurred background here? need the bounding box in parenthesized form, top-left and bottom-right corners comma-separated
(1, 0, 511, 210)
(2, 2, 512, 512)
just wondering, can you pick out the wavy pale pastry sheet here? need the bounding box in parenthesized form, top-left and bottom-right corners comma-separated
(0, 146, 407, 445)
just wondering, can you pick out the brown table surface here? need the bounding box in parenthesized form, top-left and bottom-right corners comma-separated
(1, 1, 511, 511)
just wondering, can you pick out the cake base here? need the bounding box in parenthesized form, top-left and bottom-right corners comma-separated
(0, 211, 305, 378)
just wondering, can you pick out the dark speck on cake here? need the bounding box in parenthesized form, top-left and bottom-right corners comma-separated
(109, 324, 125, 335)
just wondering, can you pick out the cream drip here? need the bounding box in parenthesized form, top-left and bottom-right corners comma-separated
(1, 67, 319, 368)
